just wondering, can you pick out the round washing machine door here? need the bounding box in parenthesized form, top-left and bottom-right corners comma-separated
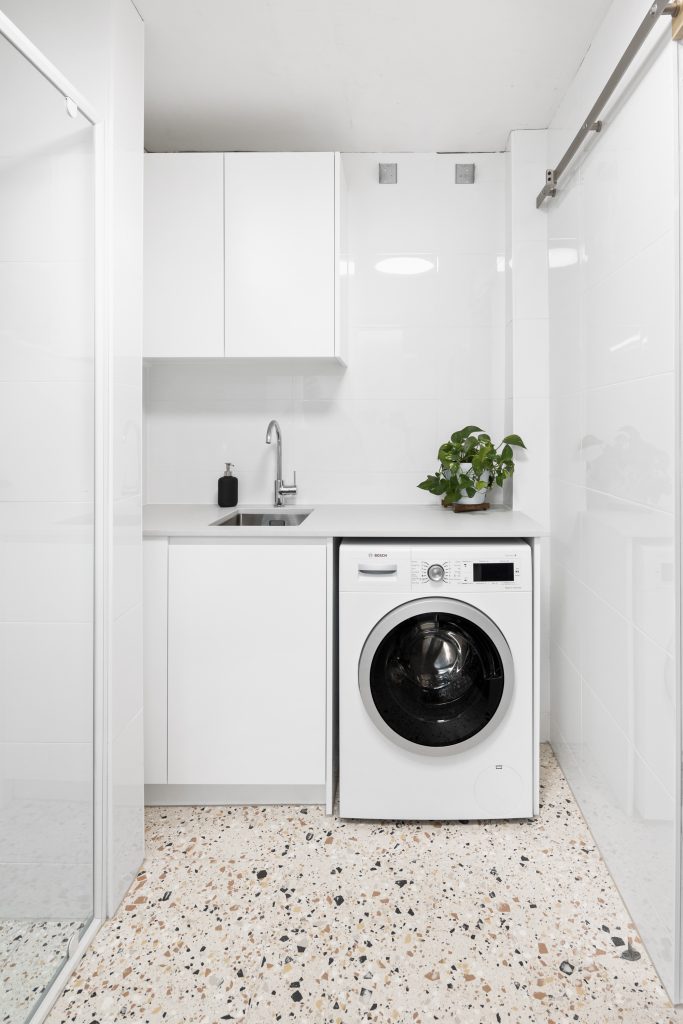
(359, 597, 514, 756)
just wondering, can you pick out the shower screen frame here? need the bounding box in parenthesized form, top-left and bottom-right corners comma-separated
(0, 9, 109, 1023)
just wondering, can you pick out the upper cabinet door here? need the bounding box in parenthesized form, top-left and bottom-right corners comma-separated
(224, 152, 336, 358)
(144, 153, 224, 357)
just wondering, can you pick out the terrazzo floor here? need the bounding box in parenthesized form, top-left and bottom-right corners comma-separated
(0, 919, 80, 1024)
(45, 745, 681, 1024)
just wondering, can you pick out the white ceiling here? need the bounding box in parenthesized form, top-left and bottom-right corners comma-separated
(136, 0, 612, 153)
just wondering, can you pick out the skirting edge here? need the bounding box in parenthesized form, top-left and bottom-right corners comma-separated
(145, 784, 326, 807)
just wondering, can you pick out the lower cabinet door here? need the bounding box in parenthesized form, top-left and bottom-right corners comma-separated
(167, 541, 327, 786)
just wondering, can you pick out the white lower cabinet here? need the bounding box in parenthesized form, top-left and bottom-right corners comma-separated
(166, 540, 327, 791)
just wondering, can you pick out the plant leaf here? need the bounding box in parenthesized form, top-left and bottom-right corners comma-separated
(451, 425, 482, 443)
(501, 433, 526, 449)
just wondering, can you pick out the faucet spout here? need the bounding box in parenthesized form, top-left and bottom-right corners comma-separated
(265, 419, 282, 484)
(265, 419, 297, 507)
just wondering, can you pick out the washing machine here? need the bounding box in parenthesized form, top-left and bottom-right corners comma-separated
(339, 539, 535, 820)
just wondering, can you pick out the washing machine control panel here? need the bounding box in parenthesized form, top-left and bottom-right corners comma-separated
(339, 541, 531, 593)
(410, 547, 528, 591)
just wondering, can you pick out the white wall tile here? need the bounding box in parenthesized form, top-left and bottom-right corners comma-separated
(0, 503, 93, 623)
(0, 622, 92, 744)
(511, 318, 549, 399)
(549, 480, 583, 572)
(507, 396, 549, 521)
(0, 141, 94, 264)
(547, 8, 677, 998)
(510, 240, 549, 321)
(549, 562, 582, 664)
(0, 382, 94, 501)
(0, 262, 94, 382)
(549, 642, 581, 755)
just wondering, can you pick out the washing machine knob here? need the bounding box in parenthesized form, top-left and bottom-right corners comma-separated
(427, 563, 445, 582)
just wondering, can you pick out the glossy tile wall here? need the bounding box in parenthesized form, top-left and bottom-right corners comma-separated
(144, 152, 507, 506)
(506, 129, 551, 741)
(547, 0, 679, 997)
(1, 0, 146, 917)
(0, 44, 96, 926)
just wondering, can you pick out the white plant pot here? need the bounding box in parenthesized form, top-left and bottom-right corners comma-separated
(456, 487, 489, 506)
(451, 470, 491, 507)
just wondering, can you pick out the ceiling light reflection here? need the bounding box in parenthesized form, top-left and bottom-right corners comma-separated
(375, 256, 435, 275)
(548, 247, 578, 269)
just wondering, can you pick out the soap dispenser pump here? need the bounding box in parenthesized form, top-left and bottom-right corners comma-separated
(218, 462, 238, 508)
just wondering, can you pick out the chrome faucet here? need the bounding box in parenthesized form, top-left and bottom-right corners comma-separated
(265, 419, 297, 507)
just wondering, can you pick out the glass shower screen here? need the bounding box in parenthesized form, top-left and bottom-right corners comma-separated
(0, 29, 96, 1024)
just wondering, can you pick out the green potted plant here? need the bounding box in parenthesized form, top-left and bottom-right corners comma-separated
(418, 425, 526, 511)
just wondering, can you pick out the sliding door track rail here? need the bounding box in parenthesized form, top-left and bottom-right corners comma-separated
(536, 0, 681, 208)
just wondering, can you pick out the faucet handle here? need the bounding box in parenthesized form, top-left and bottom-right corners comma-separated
(280, 470, 297, 497)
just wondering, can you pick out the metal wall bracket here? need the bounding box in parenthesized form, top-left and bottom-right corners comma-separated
(666, 3, 683, 38)
(536, 169, 557, 208)
(536, 0, 678, 207)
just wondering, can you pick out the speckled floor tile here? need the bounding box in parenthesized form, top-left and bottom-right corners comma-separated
(46, 746, 682, 1023)
(0, 919, 80, 1024)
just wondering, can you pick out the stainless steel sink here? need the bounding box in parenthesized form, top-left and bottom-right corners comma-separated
(212, 510, 311, 527)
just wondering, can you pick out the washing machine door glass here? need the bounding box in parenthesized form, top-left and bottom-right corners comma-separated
(359, 598, 514, 755)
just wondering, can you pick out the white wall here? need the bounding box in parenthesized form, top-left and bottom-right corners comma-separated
(546, 0, 679, 998)
(144, 152, 507, 506)
(506, 129, 551, 740)
(0, 0, 145, 917)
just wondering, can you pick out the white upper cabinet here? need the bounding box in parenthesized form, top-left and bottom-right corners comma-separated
(224, 152, 339, 359)
(144, 153, 224, 357)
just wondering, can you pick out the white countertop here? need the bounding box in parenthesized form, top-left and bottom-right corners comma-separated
(143, 503, 547, 539)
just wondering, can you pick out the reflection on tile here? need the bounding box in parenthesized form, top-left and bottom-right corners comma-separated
(0, 919, 83, 1024)
(579, 494, 675, 653)
(582, 231, 675, 389)
(583, 376, 674, 513)
(632, 630, 675, 794)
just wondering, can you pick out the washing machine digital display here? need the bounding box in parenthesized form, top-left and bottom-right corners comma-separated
(359, 597, 514, 755)
(473, 562, 515, 583)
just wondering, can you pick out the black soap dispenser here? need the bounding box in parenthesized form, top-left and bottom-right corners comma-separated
(218, 462, 238, 507)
